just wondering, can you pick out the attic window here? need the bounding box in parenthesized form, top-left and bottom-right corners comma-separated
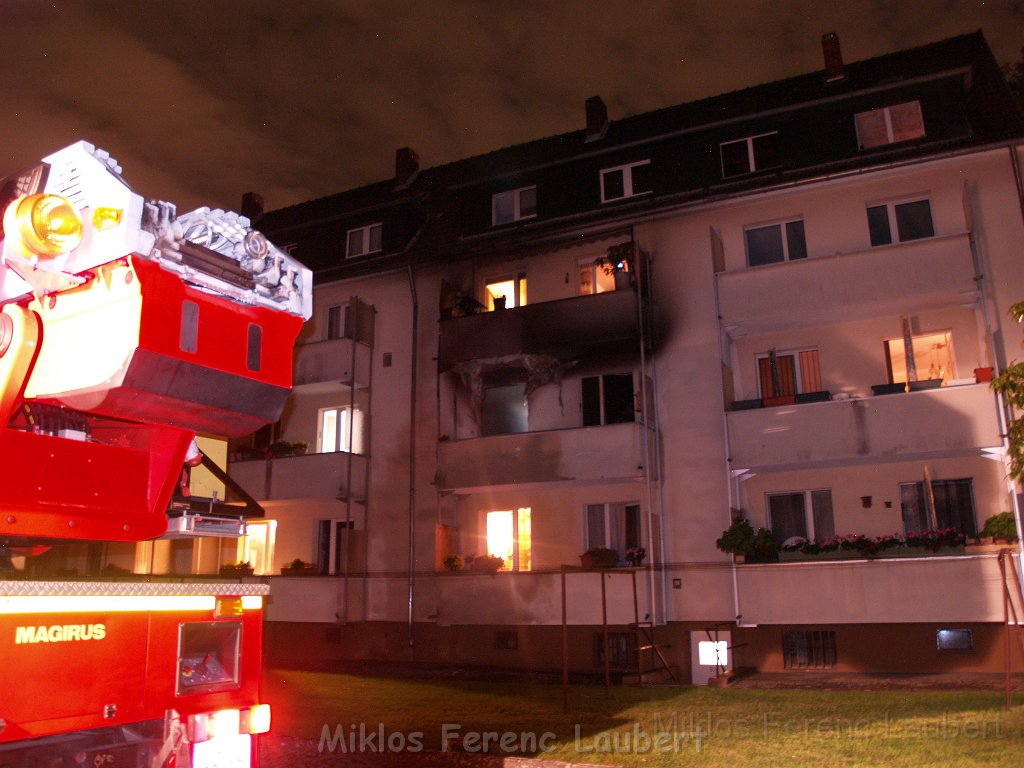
(855, 101, 924, 149)
(720, 132, 780, 178)
(492, 186, 537, 225)
(600, 160, 653, 203)
(346, 223, 382, 258)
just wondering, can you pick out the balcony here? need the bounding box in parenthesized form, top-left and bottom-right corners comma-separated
(736, 552, 1009, 624)
(229, 450, 368, 501)
(717, 233, 976, 337)
(264, 569, 649, 626)
(438, 289, 642, 371)
(293, 337, 371, 391)
(727, 383, 1001, 472)
(436, 422, 657, 492)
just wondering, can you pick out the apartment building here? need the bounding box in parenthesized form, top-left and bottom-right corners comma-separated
(235, 31, 1024, 679)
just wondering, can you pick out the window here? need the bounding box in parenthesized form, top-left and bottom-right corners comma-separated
(783, 630, 837, 669)
(936, 628, 973, 652)
(756, 348, 822, 399)
(594, 631, 635, 669)
(720, 132, 780, 177)
(492, 186, 537, 225)
(899, 478, 976, 535)
(579, 257, 618, 295)
(855, 101, 925, 149)
(600, 160, 653, 202)
(484, 274, 527, 310)
(346, 223, 382, 258)
(582, 373, 635, 426)
(326, 304, 350, 340)
(867, 199, 934, 246)
(745, 219, 807, 267)
(482, 382, 528, 436)
(767, 489, 835, 543)
(586, 502, 641, 557)
(317, 406, 365, 454)
(884, 331, 953, 385)
(486, 508, 531, 571)
(316, 519, 354, 575)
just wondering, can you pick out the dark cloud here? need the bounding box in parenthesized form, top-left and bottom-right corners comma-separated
(0, 1, 1020, 213)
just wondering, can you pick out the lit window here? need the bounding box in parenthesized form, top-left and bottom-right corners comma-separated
(492, 186, 537, 225)
(585, 502, 641, 557)
(855, 101, 925, 149)
(745, 219, 807, 267)
(484, 274, 526, 310)
(486, 508, 531, 571)
(346, 223, 382, 258)
(579, 257, 618, 294)
(237, 519, 276, 575)
(767, 489, 835, 543)
(720, 132, 780, 178)
(867, 199, 934, 246)
(600, 160, 653, 202)
(317, 406, 364, 454)
(884, 330, 953, 385)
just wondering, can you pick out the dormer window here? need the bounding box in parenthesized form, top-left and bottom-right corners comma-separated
(855, 101, 924, 149)
(720, 132, 780, 178)
(346, 223, 382, 258)
(600, 160, 653, 203)
(492, 186, 537, 225)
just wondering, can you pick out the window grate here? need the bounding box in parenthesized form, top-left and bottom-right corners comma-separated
(782, 630, 837, 669)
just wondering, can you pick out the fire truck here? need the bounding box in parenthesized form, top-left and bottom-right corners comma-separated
(0, 142, 310, 767)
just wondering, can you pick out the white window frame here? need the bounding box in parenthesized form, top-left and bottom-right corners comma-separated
(345, 222, 382, 258)
(855, 100, 925, 149)
(754, 347, 820, 398)
(600, 160, 652, 203)
(326, 303, 349, 340)
(581, 372, 636, 426)
(744, 218, 807, 266)
(585, 501, 641, 556)
(317, 405, 364, 454)
(766, 488, 834, 543)
(867, 197, 934, 246)
(492, 186, 537, 225)
(720, 132, 779, 177)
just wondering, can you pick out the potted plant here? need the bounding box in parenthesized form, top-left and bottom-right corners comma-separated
(625, 546, 646, 566)
(981, 512, 1018, 543)
(292, 440, 309, 455)
(470, 554, 505, 573)
(748, 527, 780, 562)
(264, 439, 294, 459)
(442, 554, 464, 572)
(600, 242, 634, 290)
(219, 561, 254, 576)
(280, 558, 320, 576)
(579, 546, 620, 568)
(715, 518, 756, 562)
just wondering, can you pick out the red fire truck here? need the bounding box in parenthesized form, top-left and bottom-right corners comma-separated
(0, 142, 310, 767)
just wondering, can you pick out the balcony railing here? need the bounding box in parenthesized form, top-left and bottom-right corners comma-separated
(436, 422, 656, 492)
(438, 289, 642, 370)
(293, 337, 371, 391)
(727, 383, 1001, 472)
(229, 450, 368, 501)
(717, 233, 976, 337)
(735, 552, 1010, 624)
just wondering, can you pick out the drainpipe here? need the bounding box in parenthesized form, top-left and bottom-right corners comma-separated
(407, 265, 419, 651)
(1005, 143, 1024, 592)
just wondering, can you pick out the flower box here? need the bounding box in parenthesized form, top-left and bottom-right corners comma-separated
(219, 564, 254, 577)
(280, 565, 321, 576)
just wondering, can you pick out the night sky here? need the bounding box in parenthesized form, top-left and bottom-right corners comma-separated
(1, 1, 1020, 215)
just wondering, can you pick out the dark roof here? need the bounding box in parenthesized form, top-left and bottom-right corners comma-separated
(257, 30, 1024, 279)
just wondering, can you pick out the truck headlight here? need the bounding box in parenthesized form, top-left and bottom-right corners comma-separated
(4, 193, 83, 257)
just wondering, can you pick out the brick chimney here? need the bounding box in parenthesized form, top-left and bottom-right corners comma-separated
(585, 96, 609, 141)
(822, 32, 845, 82)
(240, 192, 264, 223)
(395, 147, 420, 188)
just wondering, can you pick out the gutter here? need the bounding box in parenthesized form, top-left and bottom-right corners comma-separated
(407, 264, 419, 652)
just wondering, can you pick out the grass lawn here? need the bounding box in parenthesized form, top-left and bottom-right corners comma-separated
(264, 667, 1024, 766)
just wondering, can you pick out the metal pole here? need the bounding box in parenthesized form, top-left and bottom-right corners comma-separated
(562, 570, 569, 714)
(601, 571, 610, 694)
(1001, 551, 1012, 708)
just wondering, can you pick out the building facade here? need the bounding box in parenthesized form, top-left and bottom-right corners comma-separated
(236, 32, 1024, 679)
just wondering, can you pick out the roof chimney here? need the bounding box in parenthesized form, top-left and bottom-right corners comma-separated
(240, 192, 264, 223)
(395, 147, 420, 188)
(585, 96, 609, 141)
(822, 32, 845, 82)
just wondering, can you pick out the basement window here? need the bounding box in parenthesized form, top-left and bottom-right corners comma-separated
(936, 628, 973, 652)
(782, 630, 837, 669)
(594, 631, 636, 669)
